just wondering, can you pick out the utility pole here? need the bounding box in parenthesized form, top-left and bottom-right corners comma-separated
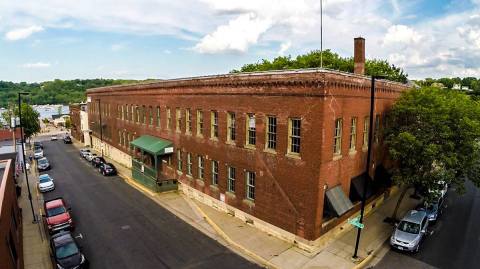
(352, 75, 385, 258)
(18, 92, 37, 223)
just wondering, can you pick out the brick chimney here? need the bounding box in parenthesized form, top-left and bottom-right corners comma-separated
(354, 37, 365, 75)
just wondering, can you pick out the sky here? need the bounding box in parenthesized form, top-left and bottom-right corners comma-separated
(1, 0, 480, 82)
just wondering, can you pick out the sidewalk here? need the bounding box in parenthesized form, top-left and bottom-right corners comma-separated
(19, 166, 52, 269)
(73, 139, 419, 269)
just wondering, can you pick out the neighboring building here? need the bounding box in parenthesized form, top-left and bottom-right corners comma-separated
(0, 159, 23, 269)
(0, 129, 21, 143)
(52, 114, 70, 127)
(86, 38, 408, 245)
(70, 103, 91, 146)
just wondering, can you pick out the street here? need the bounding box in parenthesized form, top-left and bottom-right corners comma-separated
(37, 138, 259, 269)
(375, 181, 480, 269)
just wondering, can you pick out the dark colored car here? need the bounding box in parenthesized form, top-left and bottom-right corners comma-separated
(99, 163, 117, 176)
(37, 157, 51, 171)
(91, 156, 106, 167)
(34, 141, 44, 149)
(50, 231, 88, 269)
(63, 136, 72, 144)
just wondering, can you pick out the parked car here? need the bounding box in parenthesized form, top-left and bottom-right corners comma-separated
(49, 231, 88, 269)
(51, 135, 58, 141)
(37, 157, 51, 171)
(99, 163, 117, 176)
(63, 136, 72, 144)
(79, 149, 90, 158)
(91, 156, 106, 167)
(417, 196, 445, 223)
(34, 141, 44, 149)
(85, 152, 97, 162)
(34, 148, 44, 159)
(390, 210, 429, 253)
(38, 174, 55, 193)
(44, 197, 74, 234)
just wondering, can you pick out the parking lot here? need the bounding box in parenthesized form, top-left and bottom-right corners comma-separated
(34, 137, 259, 269)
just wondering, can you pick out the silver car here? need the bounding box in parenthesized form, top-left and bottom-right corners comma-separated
(390, 210, 429, 252)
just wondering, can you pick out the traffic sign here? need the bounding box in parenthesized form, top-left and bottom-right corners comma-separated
(348, 216, 365, 229)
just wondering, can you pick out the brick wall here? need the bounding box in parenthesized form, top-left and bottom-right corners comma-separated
(0, 160, 23, 269)
(87, 70, 408, 240)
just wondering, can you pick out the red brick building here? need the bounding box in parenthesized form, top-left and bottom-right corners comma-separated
(86, 38, 408, 244)
(0, 159, 23, 269)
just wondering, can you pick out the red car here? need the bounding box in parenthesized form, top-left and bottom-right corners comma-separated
(44, 197, 74, 234)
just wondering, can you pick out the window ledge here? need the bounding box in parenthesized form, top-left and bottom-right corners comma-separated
(244, 145, 256, 150)
(286, 152, 301, 160)
(362, 146, 368, 152)
(210, 185, 219, 192)
(333, 154, 343, 161)
(226, 191, 236, 199)
(242, 199, 255, 208)
(176, 170, 183, 175)
(196, 179, 205, 186)
(349, 149, 357, 156)
(226, 141, 236, 146)
(263, 148, 277, 155)
(210, 137, 219, 142)
(186, 174, 193, 179)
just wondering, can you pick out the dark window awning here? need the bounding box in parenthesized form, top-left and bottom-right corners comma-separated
(326, 185, 354, 217)
(351, 173, 375, 200)
(130, 135, 173, 156)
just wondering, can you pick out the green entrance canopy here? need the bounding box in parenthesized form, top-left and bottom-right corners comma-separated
(130, 135, 173, 156)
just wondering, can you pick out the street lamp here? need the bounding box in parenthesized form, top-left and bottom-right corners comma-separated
(96, 99, 104, 157)
(352, 75, 386, 259)
(18, 92, 37, 223)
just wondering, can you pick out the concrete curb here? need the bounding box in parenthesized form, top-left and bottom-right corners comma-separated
(187, 198, 278, 269)
(352, 239, 389, 269)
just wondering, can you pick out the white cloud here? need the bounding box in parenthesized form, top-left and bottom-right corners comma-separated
(163, 49, 172, 54)
(5, 25, 43, 41)
(194, 13, 272, 53)
(383, 25, 422, 45)
(21, 62, 51, 68)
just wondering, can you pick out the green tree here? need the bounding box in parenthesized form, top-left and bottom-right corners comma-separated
(16, 103, 41, 139)
(65, 117, 72, 129)
(385, 87, 480, 220)
(231, 49, 408, 83)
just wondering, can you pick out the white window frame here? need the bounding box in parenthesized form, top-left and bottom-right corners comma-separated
(334, 118, 343, 155)
(246, 171, 255, 201)
(227, 166, 236, 193)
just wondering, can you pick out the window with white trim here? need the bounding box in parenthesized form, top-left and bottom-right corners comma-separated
(186, 153, 192, 176)
(349, 117, 357, 151)
(211, 111, 218, 139)
(197, 110, 204, 136)
(246, 113, 256, 146)
(334, 118, 342, 155)
(246, 171, 255, 201)
(186, 109, 192, 134)
(198, 155, 204, 179)
(156, 106, 161, 128)
(166, 108, 171, 130)
(363, 116, 369, 147)
(266, 116, 277, 150)
(176, 108, 181, 132)
(211, 160, 219, 185)
(227, 166, 236, 193)
(227, 112, 236, 142)
(288, 118, 301, 154)
(176, 149, 182, 172)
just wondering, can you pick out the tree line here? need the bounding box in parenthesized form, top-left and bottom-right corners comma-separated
(231, 49, 409, 83)
(0, 79, 138, 107)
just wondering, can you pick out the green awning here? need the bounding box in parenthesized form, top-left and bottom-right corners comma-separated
(130, 135, 174, 156)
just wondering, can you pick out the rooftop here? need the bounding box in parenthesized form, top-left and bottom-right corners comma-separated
(87, 68, 407, 94)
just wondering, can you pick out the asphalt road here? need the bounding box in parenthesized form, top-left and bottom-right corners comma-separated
(375, 181, 480, 269)
(38, 139, 260, 269)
